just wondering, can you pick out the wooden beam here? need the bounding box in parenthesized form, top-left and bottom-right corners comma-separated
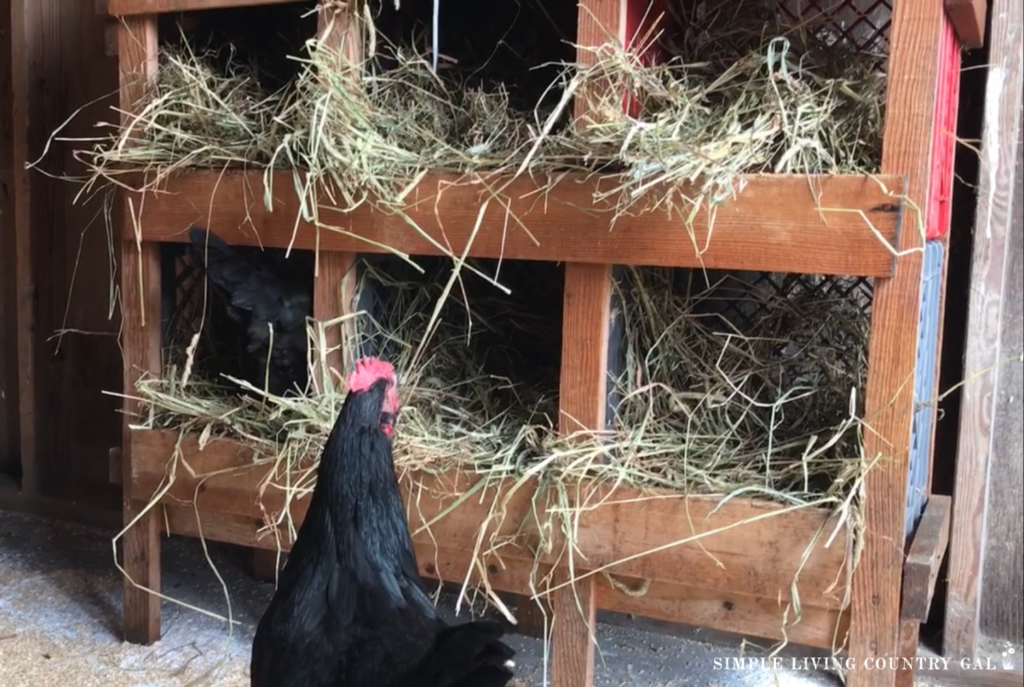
(944, 0, 987, 50)
(128, 430, 852, 611)
(559, 264, 613, 433)
(550, 573, 597, 687)
(902, 494, 952, 623)
(310, 4, 362, 393)
(118, 14, 163, 646)
(946, 0, 1024, 659)
(127, 170, 905, 277)
(895, 494, 953, 687)
(106, 0, 306, 15)
(850, 0, 947, 684)
(160, 503, 849, 650)
(9, 0, 40, 495)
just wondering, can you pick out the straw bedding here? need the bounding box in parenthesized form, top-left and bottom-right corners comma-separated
(69, 0, 885, 605)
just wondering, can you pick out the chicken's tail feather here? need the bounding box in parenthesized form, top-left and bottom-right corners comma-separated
(409, 620, 515, 687)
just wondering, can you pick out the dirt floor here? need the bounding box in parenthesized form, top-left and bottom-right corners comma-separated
(0, 509, 1017, 686)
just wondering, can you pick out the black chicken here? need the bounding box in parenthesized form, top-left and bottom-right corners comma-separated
(251, 356, 516, 687)
(187, 226, 312, 396)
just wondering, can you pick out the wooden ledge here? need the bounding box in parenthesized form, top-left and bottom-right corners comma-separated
(105, 0, 307, 15)
(128, 429, 853, 611)
(901, 494, 953, 622)
(125, 169, 907, 277)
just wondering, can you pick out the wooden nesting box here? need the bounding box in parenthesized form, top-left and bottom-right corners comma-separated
(104, 1, 962, 686)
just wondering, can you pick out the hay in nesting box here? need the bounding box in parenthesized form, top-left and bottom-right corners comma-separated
(71, 0, 888, 226)
(542, 267, 871, 504)
(130, 263, 872, 509)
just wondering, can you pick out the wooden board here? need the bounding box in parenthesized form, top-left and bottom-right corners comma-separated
(125, 170, 906, 277)
(945, 0, 1024, 659)
(850, 0, 948, 683)
(106, 0, 306, 15)
(129, 430, 852, 611)
(161, 503, 849, 650)
(944, 0, 987, 50)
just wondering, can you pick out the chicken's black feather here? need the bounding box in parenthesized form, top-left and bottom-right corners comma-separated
(187, 226, 312, 396)
(251, 370, 515, 687)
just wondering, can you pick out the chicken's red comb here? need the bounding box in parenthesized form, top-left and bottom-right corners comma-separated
(347, 356, 396, 393)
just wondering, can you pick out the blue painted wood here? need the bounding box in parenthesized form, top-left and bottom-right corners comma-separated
(905, 239, 944, 541)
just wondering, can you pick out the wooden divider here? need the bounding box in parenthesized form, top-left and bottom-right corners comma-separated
(117, 13, 163, 646)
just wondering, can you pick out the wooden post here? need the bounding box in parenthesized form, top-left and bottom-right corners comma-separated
(310, 2, 361, 392)
(548, 0, 659, 682)
(118, 14, 163, 646)
(849, 0, 945, 684)
(944, 0, 1024, 661)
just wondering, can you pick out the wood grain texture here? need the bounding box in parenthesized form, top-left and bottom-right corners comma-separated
(550, 572, 597, 687)
(307, 5, 362, 394)
(945, 0, 1024, 659)
(979, 112, 1024, 645)
(559, 264, 613, 433)
(850, 0, 947, 685)
(944, 0, 987, 50)
(9, 0, 41, 494)
(129, 430, 852, 610)
(107, 0, 306, 15)
(574, 0, 628, 123)
(0, 0, 15, 476)
(160, 499, 849, 649)
(9, 0, 123, 505)
(126, 170, 905, 277)
(118, 14, 163, 646)
(901, 494, 952, 623)
(311, 251, 357, 394)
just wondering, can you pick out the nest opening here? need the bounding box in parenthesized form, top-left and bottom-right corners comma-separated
(159, 238, 317, 400)
(353, 255, 564, 473)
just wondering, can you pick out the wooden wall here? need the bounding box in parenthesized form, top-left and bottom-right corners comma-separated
(944, 0, 1024, 657)
(4, 0, 122, 507)
(1, 0, 15, 478)
(978, 109, 1023, 646)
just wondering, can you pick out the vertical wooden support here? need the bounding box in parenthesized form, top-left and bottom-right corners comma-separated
(9, 0, 38, 495)
(549, 0, 655, 682)
(310, 3, 361, 392)
(550, 573, 598, 687)
(118, 14, 162, 646)
(849, 0, 944, 684)
(945, 0, 1024, 661)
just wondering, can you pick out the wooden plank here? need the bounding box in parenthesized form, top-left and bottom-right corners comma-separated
(161, 503, 848, 649)
(980, 115, 1024, 645)
(127, 170, 905, 277)
(9, 0, 40, 495)
(118, 14, 163, 646)
(308, 0, 362, 394)
(944, 0, 987, 50)
(894, 494, 953, 687)
(0, 0, 15, 476)
(850, 0, 947, 684)
(107, 0, 306, 15)
(945, 0, 1024, 659)
(129, 430, 851, 610)
(550, 573, 597, 687)
(559, 264, 613, 433)
(901, 494, 952, 623)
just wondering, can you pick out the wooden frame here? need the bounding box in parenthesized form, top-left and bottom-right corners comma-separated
(105, 1, 959, 686)
(944, 0, 1024, 661)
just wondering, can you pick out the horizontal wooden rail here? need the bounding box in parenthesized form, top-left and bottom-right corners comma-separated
(126, 170, 907, 277)
(106, 0, 306, 15)
(163, 502, 848, 649)
(130, 430, 853, 611)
